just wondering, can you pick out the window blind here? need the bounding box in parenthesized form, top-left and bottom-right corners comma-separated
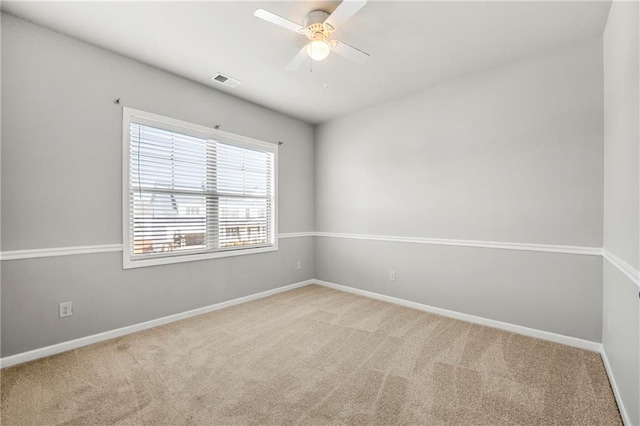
(127, 119, 275, 263)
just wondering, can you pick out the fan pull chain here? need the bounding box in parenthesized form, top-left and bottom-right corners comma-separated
(324, 55, 329, 89)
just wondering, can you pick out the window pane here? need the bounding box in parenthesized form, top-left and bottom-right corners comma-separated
(130, 123, 209, 193)
(217, 143, 271, 197)
(219, 197, 270, 248)
(132, 191, 207, 255)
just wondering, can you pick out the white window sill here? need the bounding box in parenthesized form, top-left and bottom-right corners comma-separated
(122, 244, 278, 269)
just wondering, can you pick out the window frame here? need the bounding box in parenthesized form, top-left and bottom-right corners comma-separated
(122, 107, 278, 269)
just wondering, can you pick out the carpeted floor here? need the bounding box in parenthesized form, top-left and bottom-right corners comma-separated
(1, 284, 622, 425)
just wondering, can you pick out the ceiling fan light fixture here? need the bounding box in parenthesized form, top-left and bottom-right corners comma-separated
(255, 1, 369, 70)
(307, 40, 331, 61)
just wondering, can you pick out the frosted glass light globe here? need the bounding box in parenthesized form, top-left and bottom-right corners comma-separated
(307, 40, 331, 61)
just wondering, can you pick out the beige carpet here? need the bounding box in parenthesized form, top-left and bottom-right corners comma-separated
(1, 284, 622, 425)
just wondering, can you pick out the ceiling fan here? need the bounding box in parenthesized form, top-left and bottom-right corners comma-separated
(254, 0, 370, 71)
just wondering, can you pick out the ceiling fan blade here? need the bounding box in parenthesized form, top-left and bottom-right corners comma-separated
(285, 45, 309, 71)
(332, 40, 370, 64)
(324, 0, 367, 30)
(254, 9, 304, 33)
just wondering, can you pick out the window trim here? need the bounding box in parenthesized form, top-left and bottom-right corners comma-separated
(122, 107, 278, 269)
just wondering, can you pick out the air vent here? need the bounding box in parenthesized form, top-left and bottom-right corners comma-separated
(210, 73, 241, 88)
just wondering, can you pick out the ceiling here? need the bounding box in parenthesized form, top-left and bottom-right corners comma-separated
(1, 1, 611, 124)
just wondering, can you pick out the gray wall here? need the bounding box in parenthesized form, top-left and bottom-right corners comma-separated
(0, 15, 315, 357)
(315, 39, 604, 341)
(602, 1, 640, 424)
(603, 2, 640, 271)
(2, 240, 314, 356)
(316, 237, 602, 341)
(603, 260, 639, 425)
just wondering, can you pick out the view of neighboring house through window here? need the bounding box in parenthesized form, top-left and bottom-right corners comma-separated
(123, 108, 277, 268)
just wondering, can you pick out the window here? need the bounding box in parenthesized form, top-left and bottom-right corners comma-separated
(122, 108, 277, 268)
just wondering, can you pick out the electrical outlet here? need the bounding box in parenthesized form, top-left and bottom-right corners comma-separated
(296, 260, 302, 270)
(389, 271, 396, 281)
(59, 302, 73, 318)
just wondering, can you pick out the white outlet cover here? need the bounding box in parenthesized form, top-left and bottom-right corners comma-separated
(59, 301, 73, 318)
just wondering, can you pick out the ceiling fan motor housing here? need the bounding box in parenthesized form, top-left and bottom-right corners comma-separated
(304, 10, 334, 41)
(304, 10, 330, 27)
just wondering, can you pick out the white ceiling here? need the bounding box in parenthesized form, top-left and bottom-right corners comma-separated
(2, 1, 611, 124)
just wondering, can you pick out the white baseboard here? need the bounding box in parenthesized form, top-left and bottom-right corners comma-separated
(0, 279, 314, 369)
(601, 347, 632, 426)
(314, 280, 602, 353)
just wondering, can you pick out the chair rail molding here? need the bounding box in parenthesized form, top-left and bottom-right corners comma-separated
(315, 232, 602, 256)
(0, 233, 316, 260)
(602, 249, 640, 287)
(1, 232, 604, 260)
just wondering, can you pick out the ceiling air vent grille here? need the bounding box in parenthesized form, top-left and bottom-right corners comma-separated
(211, 73, 241, 88)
